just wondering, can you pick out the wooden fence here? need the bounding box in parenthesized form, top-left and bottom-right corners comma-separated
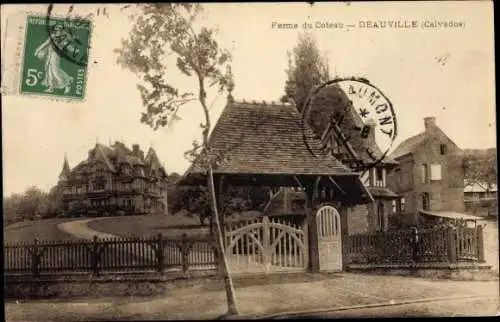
(4, 233, 218, 277)
(345, 226, 486, 265)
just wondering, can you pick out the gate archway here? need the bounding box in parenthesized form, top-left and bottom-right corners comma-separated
(316, 205, 342, 272)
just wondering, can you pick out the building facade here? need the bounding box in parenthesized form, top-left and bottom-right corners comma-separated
(387, 117, 465, 226)
(58, 141, 169, 217)
(464, 182, 498, 218)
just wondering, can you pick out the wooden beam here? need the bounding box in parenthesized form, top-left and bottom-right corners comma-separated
(328, 176, 346, 195)
(313, 176, 322, 204)
(293, 175, 305, 189)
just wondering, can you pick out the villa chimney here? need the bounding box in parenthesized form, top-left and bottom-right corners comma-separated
(424, 117, 436, 131)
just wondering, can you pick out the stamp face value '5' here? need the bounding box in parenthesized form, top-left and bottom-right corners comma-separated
(20, 15, 91, 100)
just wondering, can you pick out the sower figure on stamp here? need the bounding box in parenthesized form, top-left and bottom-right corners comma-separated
(34, 28, 73, 94)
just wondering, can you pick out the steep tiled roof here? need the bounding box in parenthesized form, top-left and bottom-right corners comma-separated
(307, 84, 397, 166)
(390, 132, 427, 159)
(183, 100, 352, 177)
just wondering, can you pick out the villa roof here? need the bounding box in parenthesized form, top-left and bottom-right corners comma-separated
(61, 141, 164, 178)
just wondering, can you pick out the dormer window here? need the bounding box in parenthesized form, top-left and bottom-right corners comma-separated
(374, 168, 385, 187)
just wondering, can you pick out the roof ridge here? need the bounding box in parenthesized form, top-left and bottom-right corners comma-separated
(96, 144, 116, 171)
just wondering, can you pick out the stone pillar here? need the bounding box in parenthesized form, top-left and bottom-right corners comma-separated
(446, 227, 457, 263)
(476, 225, 485, 262)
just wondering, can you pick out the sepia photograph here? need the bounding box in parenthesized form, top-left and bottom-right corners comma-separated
(1, 2, 498, 320)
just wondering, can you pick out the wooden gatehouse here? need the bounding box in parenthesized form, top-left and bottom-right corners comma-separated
(178, 98, 374, 274)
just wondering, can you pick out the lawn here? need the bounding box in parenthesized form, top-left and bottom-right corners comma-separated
(85, 213, 210, 239)
(4, 218, 84, 245)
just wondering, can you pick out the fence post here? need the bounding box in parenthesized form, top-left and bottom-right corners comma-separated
(181, 233, 190, 276)
(91, 235, 100, 276)
(476, 225, 485, 262)
(446, 227, 457, 263)
(156, 233, 164, 274)
(31, 238, 41, 277)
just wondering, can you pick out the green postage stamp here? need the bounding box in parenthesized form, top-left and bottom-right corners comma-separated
(18, 14, 92, 100)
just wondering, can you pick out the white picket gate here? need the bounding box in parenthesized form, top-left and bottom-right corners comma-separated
(316, 205, 342, 272)
(224, 216, 308, 274)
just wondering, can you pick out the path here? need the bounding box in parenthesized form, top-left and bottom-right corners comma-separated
(6, 273, 499, 320)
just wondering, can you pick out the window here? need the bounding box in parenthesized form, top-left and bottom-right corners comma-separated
(440, 144, 447, 155)
(377, 202, 385, 232)
(374, 168, 385, 187)
(422, 192, 430, 211)
(392, 200, 397, 213)
(430, 164, 442, 181)
(420, 164, 429, 183)
(95, 182, 105, 190)
(401, 197, 406, 212)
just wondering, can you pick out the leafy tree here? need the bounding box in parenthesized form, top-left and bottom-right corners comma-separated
(169, 185, 212, 224)
(167, 172, 182, 184)
(46, 184, 64, 218)
(170, 184, 270, 225)
(115, 4, 238, 315)
(17, 186, 49, 221)
(463, 148, 497, 193)
(3, 192, 24, 226)
(280, 32, 331, 112)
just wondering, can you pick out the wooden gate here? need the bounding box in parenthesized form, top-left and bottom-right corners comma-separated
(224, 216, 308, 275)
(316, 205, 342, 272)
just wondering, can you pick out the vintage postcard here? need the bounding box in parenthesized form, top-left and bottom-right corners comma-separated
(2, 2, 498, 320)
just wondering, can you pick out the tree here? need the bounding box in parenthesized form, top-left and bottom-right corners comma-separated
(3, 192, 24, 226)
(170, 184, 271, 225)
(46, 184, 64, 218)
(167, 172, 182, 185)
(463, 148, 497, 193)
(280, 32, 331, 112)
(17, 186, 49, 221)
(115, 4, 238, 316)
(169, 185, 212, 224)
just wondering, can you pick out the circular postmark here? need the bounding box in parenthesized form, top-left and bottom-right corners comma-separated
(45, 4, 91, 67)
(301, 77, 398, 174)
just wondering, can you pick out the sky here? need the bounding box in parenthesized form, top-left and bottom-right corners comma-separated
(1, 2, 496, 196)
